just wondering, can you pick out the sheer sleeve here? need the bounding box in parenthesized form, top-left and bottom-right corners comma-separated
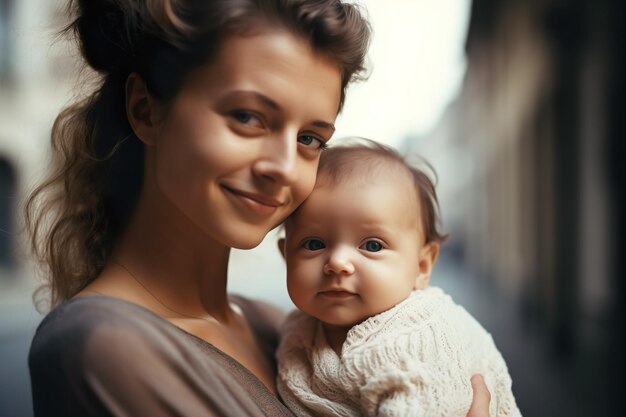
(29, 297, 294, 417)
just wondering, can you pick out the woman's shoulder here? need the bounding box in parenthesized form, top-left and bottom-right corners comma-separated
(37, 294, 150, 323)
(29, 296, 296, 416)
(32, 296, 158, 345)
(29, 294, 289, 378)
(29, 296, 177, 371)
(28, 296, 181, 415)
(30, 295, 288, 361)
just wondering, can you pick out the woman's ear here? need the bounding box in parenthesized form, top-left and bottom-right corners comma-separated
(414, 242, 440, 290)
(277, 238, 286, 260)
(126, 73, 160, 146)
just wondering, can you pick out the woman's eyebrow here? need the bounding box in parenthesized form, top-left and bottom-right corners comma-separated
(311, 120, 336, 133)
(223, 90, 281, 110)
(223, 90, 336, 131)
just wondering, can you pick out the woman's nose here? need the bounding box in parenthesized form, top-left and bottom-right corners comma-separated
(252, 130, 298, 185)
(323, 250, 355, 275)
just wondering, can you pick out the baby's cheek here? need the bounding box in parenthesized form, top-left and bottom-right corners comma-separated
(290, 265, 317, 302)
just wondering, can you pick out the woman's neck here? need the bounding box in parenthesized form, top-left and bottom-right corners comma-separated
(108, 187, 233, 322)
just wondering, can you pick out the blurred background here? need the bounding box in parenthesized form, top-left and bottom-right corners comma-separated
(1, 0, 624, 416)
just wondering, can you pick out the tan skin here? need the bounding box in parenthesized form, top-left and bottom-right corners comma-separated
(77, 29, 491, 416)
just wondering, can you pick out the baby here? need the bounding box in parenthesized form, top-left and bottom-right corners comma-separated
(276, 140, 521, 417)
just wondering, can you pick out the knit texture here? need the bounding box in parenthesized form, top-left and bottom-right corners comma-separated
(277, 287, 522, 417)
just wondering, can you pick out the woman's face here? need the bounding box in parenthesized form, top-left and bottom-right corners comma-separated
(146, 31, 342, 248)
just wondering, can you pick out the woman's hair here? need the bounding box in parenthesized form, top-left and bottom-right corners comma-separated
(313, 139, 448, 245)
(26, 0, 371, 308)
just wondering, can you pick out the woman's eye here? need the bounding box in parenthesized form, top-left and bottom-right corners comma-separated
(303, 239, 326, 251)
(297, 134, 326, 150)
(232, 111, 262, 127)
(361, 240, 383, 252)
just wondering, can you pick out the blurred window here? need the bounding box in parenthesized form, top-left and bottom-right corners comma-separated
(0, 156, 15, 271)
(0, 0, 15, 83)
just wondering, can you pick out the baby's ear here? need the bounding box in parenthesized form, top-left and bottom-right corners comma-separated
(414, 242, 440, 290)
(277, 238, 286, 260)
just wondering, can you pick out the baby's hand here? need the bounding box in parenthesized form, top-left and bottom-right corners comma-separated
(467, 375, 491, 417)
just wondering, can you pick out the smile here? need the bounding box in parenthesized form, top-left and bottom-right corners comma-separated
(222, 185, 283, 217)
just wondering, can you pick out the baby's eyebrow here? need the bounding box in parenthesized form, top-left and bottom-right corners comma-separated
(359, 223, 393, 234)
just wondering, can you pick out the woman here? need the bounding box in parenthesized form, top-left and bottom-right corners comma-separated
(26, 0, 491, 415)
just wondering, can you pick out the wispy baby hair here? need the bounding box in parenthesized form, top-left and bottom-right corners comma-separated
(317, 138, 447, 244)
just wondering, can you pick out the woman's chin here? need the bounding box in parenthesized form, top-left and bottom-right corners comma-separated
(225, 231, 266, 250)
(223, 217, 288, 250)
(231, 240, 263, 250)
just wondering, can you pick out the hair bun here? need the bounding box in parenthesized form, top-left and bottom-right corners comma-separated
(73, 0, 134, 73)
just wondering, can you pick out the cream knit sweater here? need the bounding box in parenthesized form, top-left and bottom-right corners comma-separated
(277, 287, 521, 417)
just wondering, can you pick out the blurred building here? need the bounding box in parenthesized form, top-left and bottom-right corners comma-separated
(0, 0, 74, 282)
(2, 0, 625, 416)
(409, 0, 625, 415)
(0, 1, 74, 416)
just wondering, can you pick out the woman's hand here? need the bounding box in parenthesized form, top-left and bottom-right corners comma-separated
(467, 375, 491, 417)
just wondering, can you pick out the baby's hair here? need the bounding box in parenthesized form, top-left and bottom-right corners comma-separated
(316, 138, 447, 244)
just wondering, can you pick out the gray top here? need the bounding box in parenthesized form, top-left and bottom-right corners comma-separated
(29, 295, 296, 416)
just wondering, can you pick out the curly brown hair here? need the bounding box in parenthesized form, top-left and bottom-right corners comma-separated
(25, 0, 371, 308)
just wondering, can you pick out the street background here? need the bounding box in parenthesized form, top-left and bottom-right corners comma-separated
(1, 0, 625, 416)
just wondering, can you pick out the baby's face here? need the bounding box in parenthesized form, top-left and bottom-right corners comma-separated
(283, 171, 429, 329)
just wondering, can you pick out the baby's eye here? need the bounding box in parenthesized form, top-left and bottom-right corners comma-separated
(302, 239, 326, 251)
(297, 134, 326, 150)
(360, 240, 383, 252)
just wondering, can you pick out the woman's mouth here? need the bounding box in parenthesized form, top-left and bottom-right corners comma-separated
(223, 186, 282, 217)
